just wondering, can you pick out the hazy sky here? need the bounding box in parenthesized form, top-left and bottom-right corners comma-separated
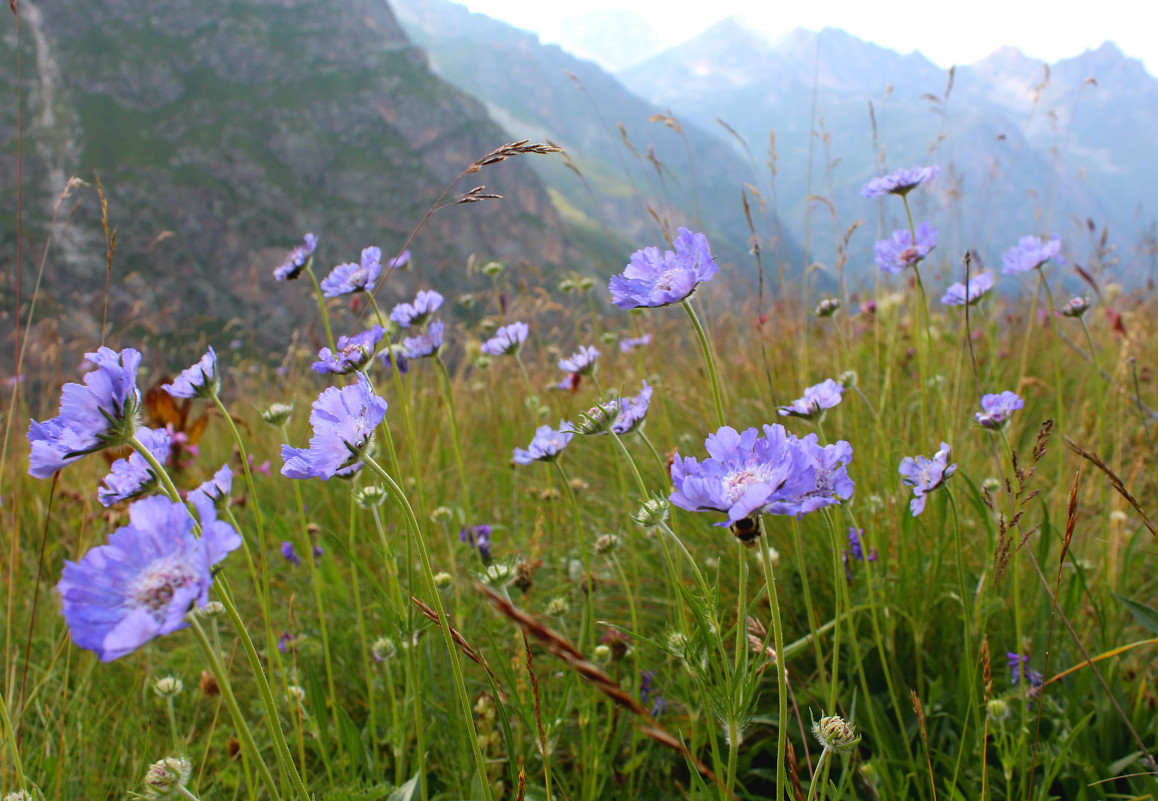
(456, 0, 1158, 76)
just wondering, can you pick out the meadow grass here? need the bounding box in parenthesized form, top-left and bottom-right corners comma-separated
(3, 129, 1158, 801)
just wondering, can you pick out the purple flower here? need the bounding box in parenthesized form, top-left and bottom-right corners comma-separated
(281, 375, 388, 480)
(1003, 234, 1062, 275)
(613, 381, 653, 435)
(1057, 296, 1092, 318)
(312, 326, 385, 375)
(274, 233, 318, 281)
(619, 334, 652, 353)
(390, 290, 444, 327)
(609, 227, 718, 309)
(861, 165, 940, 198)
(164, 347, 219, 399)
(280, 541, 301, 566)
(764, 433, 855, 518)
(874, 223, 938, 274)
(559, 345, 600, 376)
(640, 670, 665, 717)
(1007, 652, 1043, 687)
(778, 379, 844, 420)
(513, 424, 574, 465)
(56, 495, 241, 662)
(376, 344, 410, 376)
(313, 544, 324, 564)
(28, 347, 143, 479)
(460, 524, 493, 562)
(941, 272, 995, 306)
(401, 319, 444, 360)
(97, 427, 172, 507)
(975, 391, 1024, 430)
(898, 442, 957, 516)
(670, 425, 822, 525)
(320, 247, 382, 296)
(278, 631, 297, 653)
(481, 322, 529, 356)
(188, 464, 233, 512)
(387, 250, 412, 270)
(847, 527, 878, 563)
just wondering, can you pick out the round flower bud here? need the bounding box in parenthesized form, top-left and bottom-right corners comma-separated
(546, 596, 570, 616)
(558, 278, 577, 293)
(142, 756, 192, 800)
(200, 601, 225, 619)
(153, 676, 184, 698)
(981, 477, 1002, 494)
(811, 715, 860, 752)
(1058, 295, 1091, 318)
(632, 496, 670, 529)
(356, 485, 390, 509)
(481, 260, 506, 277)
(261, 402, 294, 427)
(484, 562, 514, 586)
(986, 698, 1011, 722)
(433, 571, 453, 589)
(838, 370, 858, 388)
(475, 354, 493, 370)
(371, 636, 397, 662)
(430, 505, 453, 523)
(569, 397, 621, 436)
(594, 533, 620, 554)
(599, 331, 619, 345)
(814, 297, 841, 318)
(593, 644, 612, 664)
(578, 277, 596, 292)
(5, 790, 37, 801)
(478, 318, 500, 336)
(286, 685, 307, 704)
(666, 631, 689, 656)
(459, 293, 476, 309)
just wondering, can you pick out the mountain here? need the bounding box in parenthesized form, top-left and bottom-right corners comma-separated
(1, 0, 583, 359)
(390, 0, 805, 283)
(543, 11, 666, 73)
(621, 20, 1158, 286)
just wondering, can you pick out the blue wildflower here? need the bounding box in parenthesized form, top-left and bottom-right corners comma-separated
(56, 495, 241, 662)
(874, 223, 938, 274)
(274, 233, 318, 281)
(280, 541, 301, 566)
(188, 464, 233, 512)
(513, 424, 574, 465)
(861, 165, 940, 198)
(281, 375, 388, 480)
(975, 391, 1024, 430)
(609, 228, 718, 309)
(640, 670, 666, 717)
(460, 524, 493, 563)
(619, 334, 652, 353)
(898, 442, 956, 516)
(941, 272, 995, 306)
(778, 379, 844, 421)
(163, 347, 219, 399)
(401, 319, 444, 360)
(481, 322, 529, 356)
(390, 290, 444, 327)
(612, 381, 653, 435)
(98, 427, 172, 507)
(28, 347, 143, 479)
(1003, 234, 1062, 275)
(764, 433, 855, 518)
(558, 345, 600, 376)
(1057, 296, 1092, 318)
(320, 247, 382, 296)
(312, 326, 385, 374)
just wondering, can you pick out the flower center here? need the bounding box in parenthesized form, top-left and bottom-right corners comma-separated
(131, 555, 197, 620)
(900, 246, 922, 266)
(722, 462, 773, 504)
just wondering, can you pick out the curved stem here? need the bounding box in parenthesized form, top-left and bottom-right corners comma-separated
(303, 261, 336, 353)
(805, 747, 832, 801)
(758, 524, 790, 801)
(682, 299, 726, 428)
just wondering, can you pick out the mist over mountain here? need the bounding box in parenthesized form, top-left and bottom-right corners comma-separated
(620, 18, 1158, 287)
(544, 10, 666, 73)
(1, 0, 587, 358)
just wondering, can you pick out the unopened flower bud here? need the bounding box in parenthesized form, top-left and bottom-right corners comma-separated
(261, 403, 293, 427)
(578, 277, 596, 292)
(200, 601, 225, 619)
(475, 354, 493, 370)
(632, 496, 670, 529)
(356, 485, 390, 509)
(142, 756, 192, 800)
(484, 562, 514, 586)
(594, 533, 620, 554)
(569, 397, 621, 436)
(433, 571, 453, 589)
(558, 278, 577, 293)
(987, 698, 1010, 721)
(814, 297, 841, 318)
(546, 596, 570, 616)
(371, 636, 396, 662)
(838, 370, 857, 388)
(666, 631, 689, 656)
(593, 644, 612, 664)
(481, 260, 505, 277)
(153, 676, 184, 698)
(286, 685, 306, 704)
(430, 505, 453, 523)
(599, 331, 618, 345)
(459, 293, 476, 308)
(812, 715, 860, 752)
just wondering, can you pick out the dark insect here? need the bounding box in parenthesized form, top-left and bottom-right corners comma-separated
(730, 515, 762, 546)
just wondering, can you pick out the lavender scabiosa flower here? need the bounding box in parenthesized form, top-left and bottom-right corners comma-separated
(401, 319, 444, 360)
(280, 541, 301, 566)
(1057, 296, 1092, 318)
(669, 425, 819, 526)
(898, 442, 957, 516)
(320, 247, 382, 296)
(612, 381, 653, 435)
(513, 423, 574, 465)
(861, 165, 940, 198)
(1003, 234, 1062, 275)
(619, 334, 652, 353)
(390, 289, 444, 327)
(778, 379, 844, 421)
(558, 345, 600, 376)
(387, 249, 411, 270)
(188, 464, 233, 512)
(377, 343, 410, 375)
(609, 227, 718, 309)
(847, 527, 878, 562)
(764, 432, 855, 518)
(941, 272, 996, 306)
(163, 347, 219, 399)
(312, 326, 385, 374)
(975, 391, 1024, 430)
(1007, 652, 1044, 688)
(281, 374, 388, 480)
(481, 321, 529, 356)
(460, 524, 493, 562)
(56, 495, 241, 662)
(98, 427, 172, 507)
(28, 347, 143, 479)
(639, 670, 666, 717)
(874, 223, 938, 274)
(274, 233, 318, 281)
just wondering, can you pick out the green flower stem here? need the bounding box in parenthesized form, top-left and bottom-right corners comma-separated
(725, 541, 748, 797)
(902, 195, 933, 445)
(682, 299, 726, 428)
(367, 506, 406, 785)
(129, 434, 183, 504)
(348, 495, 380, 772)
(638, 430, 669, 478)
(758, 522, 790, 801)
(303, 262, 336, 353)
(1037, 268, 1066, 449)
(187, 614, 286, 801)
(514, 352, 540, 426)
(821, 513, 843, 712)
(0, 686, 27, 791)
(552, 460, 594, 652)
(434, 353, 475, 584)
(363, 455, 496, 801)
(166, 695, 181, 754)
(805, 747, 832, 801)
(790, 520, 830, 706)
